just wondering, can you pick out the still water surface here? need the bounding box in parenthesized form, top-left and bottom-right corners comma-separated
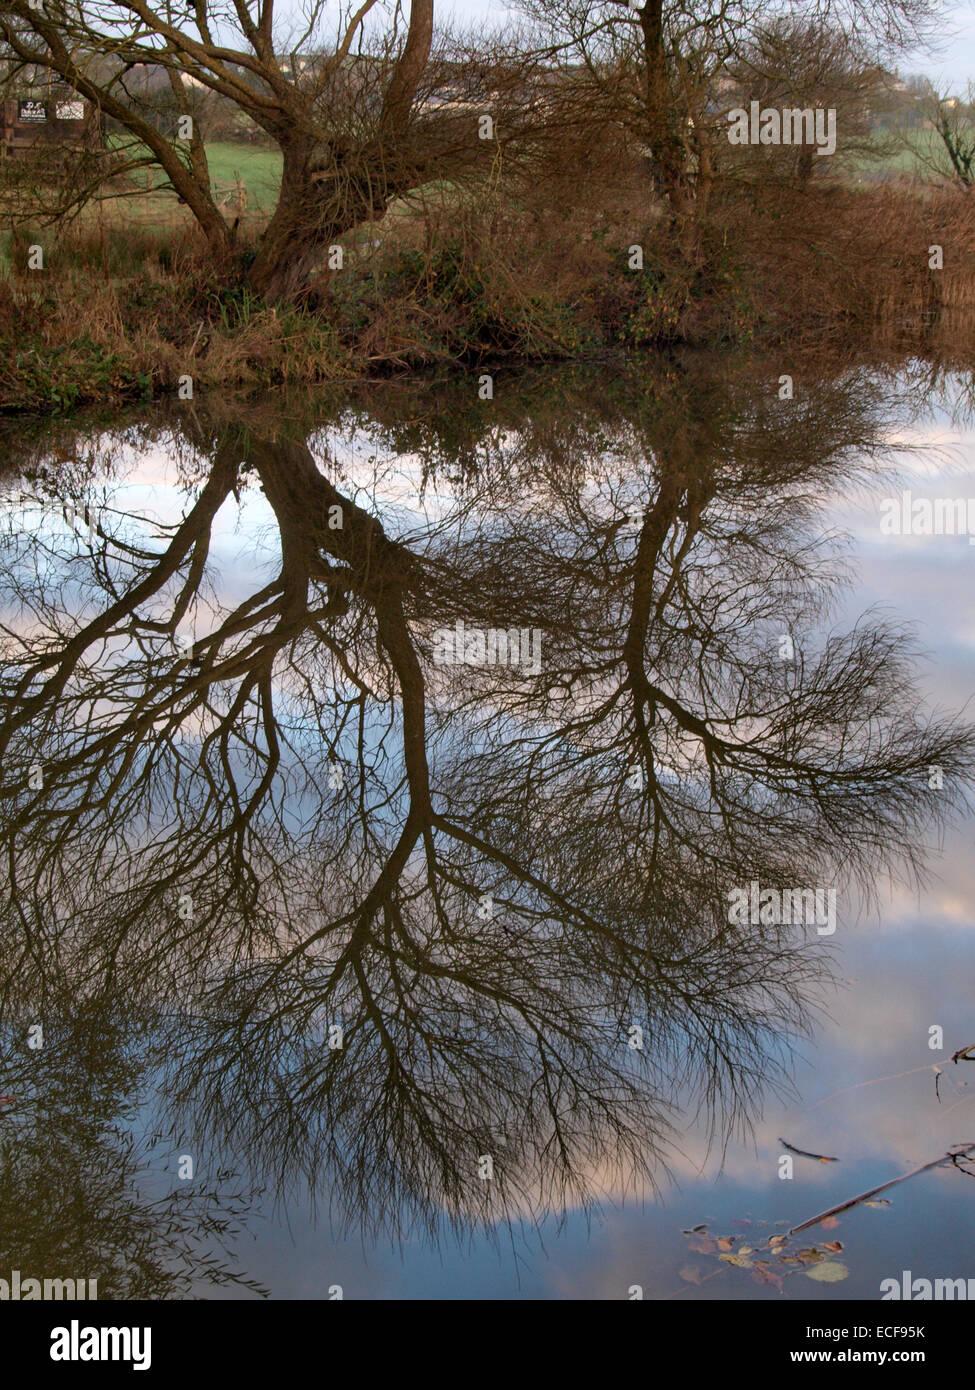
(1, 356, 973, 1299)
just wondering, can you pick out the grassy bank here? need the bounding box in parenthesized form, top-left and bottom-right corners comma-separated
(1, 180, 974, 415)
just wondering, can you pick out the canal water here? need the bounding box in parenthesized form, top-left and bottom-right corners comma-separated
(1, 354, 973, 1299)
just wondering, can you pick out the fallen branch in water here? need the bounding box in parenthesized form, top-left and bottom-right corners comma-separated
(780, 1137, 840, 1162)
(788, 1143, 975, 1236)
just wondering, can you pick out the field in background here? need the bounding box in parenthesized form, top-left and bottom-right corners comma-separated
(849, 127, 972, 177)
(201, 142, 282, 211)
(71, 140, 285, 234)
(0, 129, 961, 253)
(79, 127, 975, 233)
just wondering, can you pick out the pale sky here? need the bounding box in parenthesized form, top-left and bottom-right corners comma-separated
(905, 0, 975, 90)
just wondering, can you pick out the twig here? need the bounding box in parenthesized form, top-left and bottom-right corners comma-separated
(662, 1267, 724, 1299)
(780, 1137, 840, 1162)
(940, 1093, 975, 1118)
(805, 1063, 939, 1110)
(788, 1144, 975, 1236)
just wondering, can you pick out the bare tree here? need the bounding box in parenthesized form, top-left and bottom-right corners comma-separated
(916, 84, 975, 188)
(727, 17, 894, 188)
(0, 1, 516, 299)
(517, 0, 938, 254)
(0, 1001, 268, 1296)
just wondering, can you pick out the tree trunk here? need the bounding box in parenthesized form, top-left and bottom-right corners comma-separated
(246, 141, 319, 300)
(246, 141, 384, 301)
(638, 0, 700, 256)
(248, 0, 435, 301)
(381, 0, 434, 134)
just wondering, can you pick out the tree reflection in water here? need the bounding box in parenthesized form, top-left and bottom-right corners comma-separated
(0, 357, 972, 1275)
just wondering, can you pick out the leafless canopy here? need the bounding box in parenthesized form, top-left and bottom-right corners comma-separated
(0, 1, 549, 297)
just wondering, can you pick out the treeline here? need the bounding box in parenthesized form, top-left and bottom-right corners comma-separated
(0, 0, 963, 297)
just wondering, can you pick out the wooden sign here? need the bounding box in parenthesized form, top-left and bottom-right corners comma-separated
(17, 99, 47, 123)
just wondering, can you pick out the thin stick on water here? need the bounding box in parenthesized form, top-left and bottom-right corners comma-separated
(788, 1143, 975, 1237)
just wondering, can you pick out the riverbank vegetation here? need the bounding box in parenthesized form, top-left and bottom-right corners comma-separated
(0, 0, 973, 413)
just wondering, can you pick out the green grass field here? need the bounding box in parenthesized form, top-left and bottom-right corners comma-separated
(3, 126, 969, 254)
(92, 138, 282, 229)
(203, 142, 282, 210)
(171, 130, 974, 225)
(848, 127, 975, 177)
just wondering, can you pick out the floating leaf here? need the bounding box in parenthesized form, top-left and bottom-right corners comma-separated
(806, 1262, 849, 1283)
(780, 1256, 799, 1265)
(823, 1241, 844, 1253)
(752, 1264, 784, 1290)
(797, 1248, 824, 1263)
(688, 1236, 717, 1255)
(864, 1198, 891, 1209)
(719, 1253, 753, 1268)
(679, 1265, 704, 1284)
(821, 1216, 840, 1230)
(769, 1235, 788, 1249)
(682, 1224, 708, 1234)
(738, 1246, 754, 1256)
(716, 1236, 735, 1252)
